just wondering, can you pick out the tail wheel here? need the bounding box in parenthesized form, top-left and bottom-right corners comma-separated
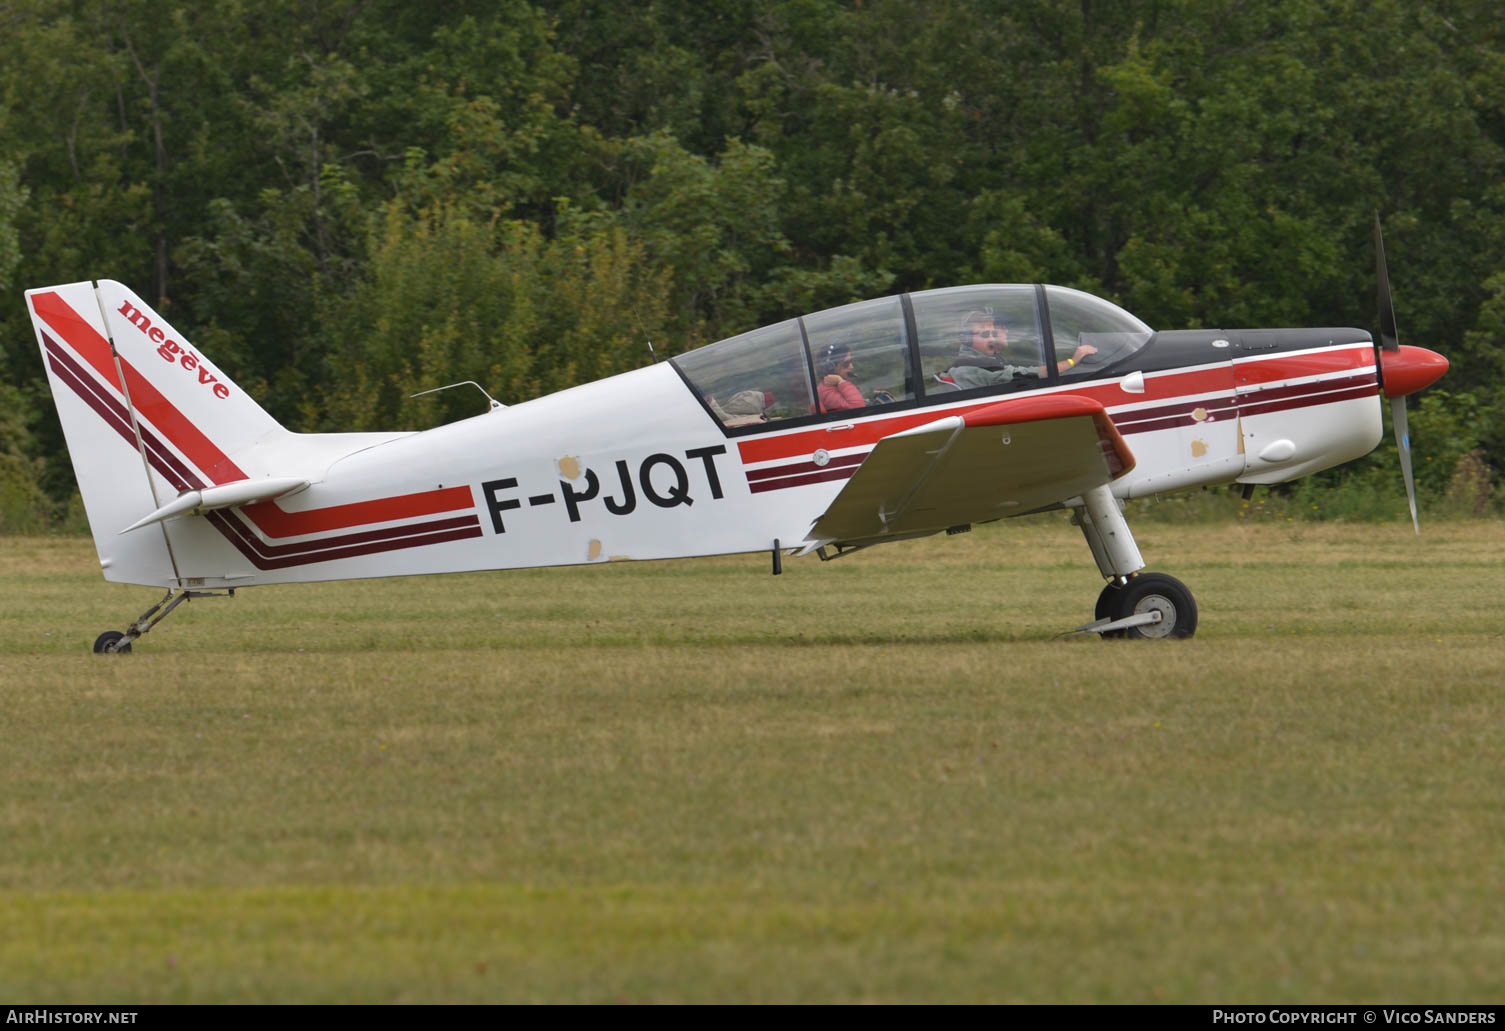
(1107, 573, 1197, 639)
(92, 630, 132, 655)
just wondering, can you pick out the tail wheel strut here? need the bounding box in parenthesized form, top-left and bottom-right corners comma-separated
(91, 587, 235, 654)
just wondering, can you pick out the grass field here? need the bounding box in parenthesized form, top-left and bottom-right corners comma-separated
(1, 515, 1502, 1003)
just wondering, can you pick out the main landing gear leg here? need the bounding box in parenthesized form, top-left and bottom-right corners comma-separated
(92, 587, 235, 654)
(1071, 485, 1198, 640)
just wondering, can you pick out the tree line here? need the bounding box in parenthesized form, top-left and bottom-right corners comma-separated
(2, 0, 1501, 529)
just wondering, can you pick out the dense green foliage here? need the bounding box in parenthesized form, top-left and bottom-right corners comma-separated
(3, 0, 1501, 527)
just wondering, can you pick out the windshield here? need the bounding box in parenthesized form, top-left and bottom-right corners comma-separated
(1046, 286, 1154, 375)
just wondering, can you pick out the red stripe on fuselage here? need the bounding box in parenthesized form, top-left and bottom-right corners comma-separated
(208, 510, 486, 570)
(737, 348, 1374, 466)
(1238, 370, 1377, 406)
(239, 486, 477, 537)
(737, 365, 1237, 465)
(1234, 346, 1373, 385)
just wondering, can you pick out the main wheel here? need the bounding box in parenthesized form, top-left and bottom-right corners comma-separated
(1107, 573, 1197, 639)
(1094, 581, 1123, 622)
(92, 630, 132, 654)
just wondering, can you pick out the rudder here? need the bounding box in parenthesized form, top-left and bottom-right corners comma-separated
(27, 280, 287, 587)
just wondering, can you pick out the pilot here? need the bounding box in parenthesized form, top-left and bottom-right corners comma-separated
(948, 310, 1097, 389)
(817, 343, 866, 411)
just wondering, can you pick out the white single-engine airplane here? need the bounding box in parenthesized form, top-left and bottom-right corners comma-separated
(28, 220, 1447, 651)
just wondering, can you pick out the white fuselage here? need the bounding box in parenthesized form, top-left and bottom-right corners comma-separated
(148, 341, 1379, 588)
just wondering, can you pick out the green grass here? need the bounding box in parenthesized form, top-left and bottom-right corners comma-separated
(1, 516, 1503, 1002)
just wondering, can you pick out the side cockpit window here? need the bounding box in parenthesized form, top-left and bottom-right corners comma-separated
(910, 286, 1043, 394)
(673, 319, 813, 428)
(803, 296, 912, 413)
(675, 284, 1152, 431)
(673, 298, 915, 429)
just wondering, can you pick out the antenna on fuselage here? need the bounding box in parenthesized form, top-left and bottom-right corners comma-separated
(627, 301, 658, 364)
(409, 381, 505, 412)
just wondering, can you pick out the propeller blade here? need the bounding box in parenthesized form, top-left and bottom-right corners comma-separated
(1374, 212, 1399, 353)
(1391, 395, 1419, 533)
(1375, 214, 1422, 531)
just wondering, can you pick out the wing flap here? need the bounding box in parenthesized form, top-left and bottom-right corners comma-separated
(809, 394, 1134, 542)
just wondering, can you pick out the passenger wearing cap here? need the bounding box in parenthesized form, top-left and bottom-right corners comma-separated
(947, 309, 1097, 389)
(817, 343, 866, 411)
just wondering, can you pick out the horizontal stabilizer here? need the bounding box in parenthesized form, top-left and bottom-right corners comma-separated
(119, 476, 309, 534)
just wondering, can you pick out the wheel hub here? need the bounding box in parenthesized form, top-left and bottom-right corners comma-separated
(1131, 594, 1178, 638)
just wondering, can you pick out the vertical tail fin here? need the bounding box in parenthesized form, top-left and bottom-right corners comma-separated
(26, 279, 288, 586)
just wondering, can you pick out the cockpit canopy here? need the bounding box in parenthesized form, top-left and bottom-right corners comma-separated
(672, 284, 1153, 431)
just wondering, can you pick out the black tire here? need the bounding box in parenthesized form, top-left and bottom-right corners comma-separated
(92, 630, 132, 654)
(1094, 581, 1123, 622)
(1108, 573, 1197, 640)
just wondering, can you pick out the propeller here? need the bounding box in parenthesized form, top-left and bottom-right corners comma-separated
(1372, 213, 1417, 532)
(1373, 213, 1449, 533)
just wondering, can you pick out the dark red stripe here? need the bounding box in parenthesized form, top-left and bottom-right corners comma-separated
(748, 464, 860, 494)
(1238, 371, 1377, 406)
(214, 509, 482, 559)
(1239, 384, 1379, 419)
(1117, 412, 1235, 436)
(1110, 374, 1377, 436)
(1110, 395, 1238, 423)
(138, 424, 206, 492)
(46, 352, 138, 448)
(1113, 399, 1240, 435)
(47, 332, 210, 494)
(206, 510, 485, 570)
(744, 452, 867, 482)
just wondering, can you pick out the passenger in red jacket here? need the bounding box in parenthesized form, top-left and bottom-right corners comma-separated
(817, 344, 866, 411)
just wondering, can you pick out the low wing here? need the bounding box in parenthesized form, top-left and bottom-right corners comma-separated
(807, 394, 1134, 543)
